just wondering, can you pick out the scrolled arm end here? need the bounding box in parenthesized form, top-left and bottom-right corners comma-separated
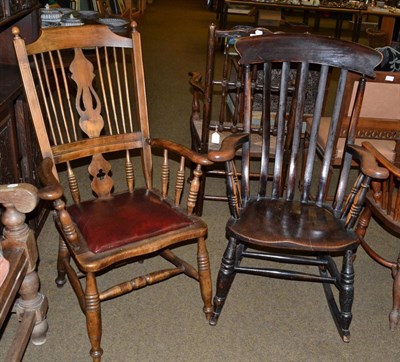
(188, 71, 204, 94)
(147, 138, 213, 166)
(208, 133, 249, 162)
(347, 144, 389, 180)
(37, 158, 64, 201)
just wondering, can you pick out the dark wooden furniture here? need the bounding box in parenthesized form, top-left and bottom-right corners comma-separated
(13, 23, 213, 361)
(219, 0, 366, 42)
(189, 24, 273, 215)
(364, 6, 400, 44)
(0, 183, 48, 361)
(356, 141, 400, 331)
(207, 33, 386, 341)
(0, 1, 46, 233)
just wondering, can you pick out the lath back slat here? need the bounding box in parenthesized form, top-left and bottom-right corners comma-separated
(271, 61, 290, 200)
(258, 61, 272, 198)
(317, 68, 347, 204)
(241, 64, 251, 202)
(301, 64, 329, 203)
(285, 61, 308, 201)
(333, 76, 367, 215)
(234, 33, 382, 210)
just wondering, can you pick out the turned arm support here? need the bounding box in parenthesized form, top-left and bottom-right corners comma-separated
(148, 138, 213, 213)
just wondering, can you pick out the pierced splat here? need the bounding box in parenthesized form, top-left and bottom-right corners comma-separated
(88, 154, 113, 198)
(97, 169, 106, 180)
(70, 48, 104, 138)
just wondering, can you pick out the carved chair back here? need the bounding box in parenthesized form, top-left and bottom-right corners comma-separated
(13, 23, 213, 361)
(13, 24, 157, 206)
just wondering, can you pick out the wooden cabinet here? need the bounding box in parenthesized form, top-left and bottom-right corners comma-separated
(0, 1, 48, 233)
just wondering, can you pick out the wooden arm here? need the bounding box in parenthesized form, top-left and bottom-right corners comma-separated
(147, 138, 213, 166)
(37, 158, 64, 201)
(346, 144, 389, 180)
(208, 133, 249, 162)
(37, 158, 79, 249)
(362, 141, 400, 178)
(188, 71, 205, 94)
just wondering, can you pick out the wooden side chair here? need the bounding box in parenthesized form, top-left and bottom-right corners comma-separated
(0, 183, 48, 360)
(207, 33, 386, 341)
(189, 24, 274, 215)
(13, 23, 213, 361)
(356, 141, 400, 331)
(303, 70, 400, 199)
(190, 24, 322, 215)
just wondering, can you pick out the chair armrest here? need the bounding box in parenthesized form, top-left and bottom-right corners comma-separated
(361, 141, 400, 178)
(346, 144, 389, 180)
(148, 138, 213, 166)
(37, 158, 64, 201)
(208, 133, 249, 162)
(147, 138, 212, 213)
(188, 71, 205, 94)
(37, 157, 79, 249)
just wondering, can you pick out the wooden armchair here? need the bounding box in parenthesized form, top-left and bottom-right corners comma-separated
(13, 23, 212, 361)
(0, 183, 48, 360)
(207, 33, 386, 341)
(356, 141, 400, 331)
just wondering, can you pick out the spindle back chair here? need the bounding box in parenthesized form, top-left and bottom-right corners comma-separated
(207, 32, 386, 341)
(13, 23, 212, 361)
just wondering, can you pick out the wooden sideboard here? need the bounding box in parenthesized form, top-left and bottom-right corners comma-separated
(0, 1, 48, 233)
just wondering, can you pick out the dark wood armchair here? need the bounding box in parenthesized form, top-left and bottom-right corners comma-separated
(207, 33, 386, 341)
(13, 23, 212, 361)
(0, 183, 48, 360)
(356, 141, 400, 331)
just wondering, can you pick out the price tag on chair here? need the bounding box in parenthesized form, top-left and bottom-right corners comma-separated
(211, 126, 221, 144)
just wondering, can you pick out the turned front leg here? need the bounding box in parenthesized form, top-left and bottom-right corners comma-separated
(197, 236, 213, 320)
(85, 272, 103, 362)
